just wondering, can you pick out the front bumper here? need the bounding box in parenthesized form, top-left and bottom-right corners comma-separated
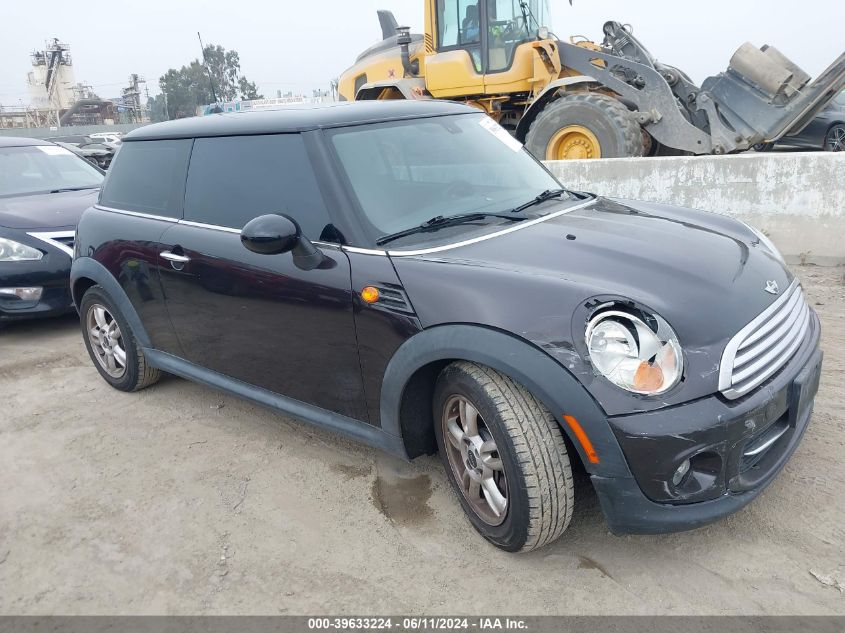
(594, 311, 822, 534)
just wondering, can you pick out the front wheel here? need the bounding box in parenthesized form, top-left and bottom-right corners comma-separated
(433, 362, 574, 552)
(525, 92, 645, 160)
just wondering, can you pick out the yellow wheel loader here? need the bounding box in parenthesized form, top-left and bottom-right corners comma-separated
(338, 0, 845, 160)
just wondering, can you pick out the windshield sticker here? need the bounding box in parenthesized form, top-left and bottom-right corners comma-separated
(478, 116, 523, 152)
(36, 145, 74, 156)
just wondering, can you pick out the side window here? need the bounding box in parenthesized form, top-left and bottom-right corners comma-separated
(488, 0, 530, 72)
(183, 134, 335, 242)
(436, 0, 480, 48)
(100, 139, 191, 217)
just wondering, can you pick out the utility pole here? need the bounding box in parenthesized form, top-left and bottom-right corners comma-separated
(163, 90, 170, 120)
(198, 32, 221, 113)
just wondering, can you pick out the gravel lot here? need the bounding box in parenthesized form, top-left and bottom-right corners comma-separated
(1, 265, 843, 615)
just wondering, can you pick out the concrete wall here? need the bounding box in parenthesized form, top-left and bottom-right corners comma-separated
(0, 123, 146, 139)
(545, 152, 845, 266)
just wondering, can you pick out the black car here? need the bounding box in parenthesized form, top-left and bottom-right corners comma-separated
(757, 90, 845, 151)
(1, 137, 103, 321)
(70, 101, 822, 551)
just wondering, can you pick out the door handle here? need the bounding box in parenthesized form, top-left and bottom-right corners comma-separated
(161, 250, 190, 271)
(160, 251, 190, 263)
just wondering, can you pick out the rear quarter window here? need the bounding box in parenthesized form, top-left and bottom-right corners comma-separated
(100, 139, 192, 217)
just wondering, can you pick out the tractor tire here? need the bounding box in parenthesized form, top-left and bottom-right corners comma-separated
(525, 92, 644, 160)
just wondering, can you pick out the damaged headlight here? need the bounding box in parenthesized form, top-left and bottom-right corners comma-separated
(585, 309, 683, 395)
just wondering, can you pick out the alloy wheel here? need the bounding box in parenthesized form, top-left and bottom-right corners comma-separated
(86, 304, 127, 378)
(826, 125, 845, 152)
(441, 394, 508, 526)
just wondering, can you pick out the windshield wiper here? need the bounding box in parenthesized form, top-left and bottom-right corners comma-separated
(376, 212, 527, 246)
(49, 186, 99, 193)
(509, 188, 571, 214)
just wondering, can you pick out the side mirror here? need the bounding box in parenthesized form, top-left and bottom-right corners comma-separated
(241, 213, 324, 270)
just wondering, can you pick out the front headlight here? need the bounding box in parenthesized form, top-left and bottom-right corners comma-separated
(744, 222, 785, 265)
(586, 309, 683, 395)
(0, 237, 43, 262)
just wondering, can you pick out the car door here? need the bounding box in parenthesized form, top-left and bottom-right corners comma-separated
(157, 132, 368, 421)
(426, 0, 485, 96)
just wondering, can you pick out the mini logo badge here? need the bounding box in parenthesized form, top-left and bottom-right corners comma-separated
(764, 280, 779, 295)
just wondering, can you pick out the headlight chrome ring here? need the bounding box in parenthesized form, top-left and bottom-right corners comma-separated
(585, 308, 683, 395)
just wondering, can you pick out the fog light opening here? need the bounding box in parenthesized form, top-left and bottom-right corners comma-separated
(0, 287, 43, 301)
(672, 459, 691, 486)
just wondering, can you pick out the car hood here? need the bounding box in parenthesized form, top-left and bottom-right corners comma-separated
(390, 196, 793, 412)
(0, 188, 99, 230)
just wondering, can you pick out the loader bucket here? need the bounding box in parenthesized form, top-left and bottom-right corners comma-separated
(702, 46, 845, 145)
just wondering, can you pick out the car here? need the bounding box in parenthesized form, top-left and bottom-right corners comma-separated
(88, 132, 123, 145)
(44, 134, 94, 146)
(0, 137, 104, 322)
(756, 90, 845, 152)
(70, 101, 822, 551)
(54, 141, 114, 170)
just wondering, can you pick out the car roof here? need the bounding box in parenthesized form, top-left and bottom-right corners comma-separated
(125, 100, 479, 141)
(0, 136, 55, 148)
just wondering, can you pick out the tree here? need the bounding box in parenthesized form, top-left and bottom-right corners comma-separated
(156, 44, 263, 119)
(147, 93, 169, 122)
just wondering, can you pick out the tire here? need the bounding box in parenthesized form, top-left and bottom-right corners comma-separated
(525, 92, 644, 160)
(433, 361, 574, 552)
(79, 285, 160, 392)
(824, 124, 845, 152)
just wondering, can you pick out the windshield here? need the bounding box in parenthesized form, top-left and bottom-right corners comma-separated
(329, 113, 567, 247)
(0, 145, 103, 198)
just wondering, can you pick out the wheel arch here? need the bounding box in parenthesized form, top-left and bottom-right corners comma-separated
(381, 324, 631, 478)
(355, 78, 429, 101)
(70, 257, 152, 349)
(515, 75, 601, 142)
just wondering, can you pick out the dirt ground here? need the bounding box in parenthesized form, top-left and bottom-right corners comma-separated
(1, 265, 843, 615)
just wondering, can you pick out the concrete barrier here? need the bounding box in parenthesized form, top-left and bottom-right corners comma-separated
(545, 152, 845, 266)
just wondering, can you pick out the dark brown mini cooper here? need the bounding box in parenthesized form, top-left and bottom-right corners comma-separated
(71, 101, 822, 551)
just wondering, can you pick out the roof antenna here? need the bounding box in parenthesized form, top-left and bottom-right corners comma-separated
(198, 32, 222, 114)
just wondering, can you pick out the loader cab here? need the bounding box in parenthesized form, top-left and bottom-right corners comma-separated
(426, 0, 552, 96)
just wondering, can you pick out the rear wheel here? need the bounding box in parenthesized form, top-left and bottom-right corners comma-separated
(433, 361, 574, 552)
(80, 285, 160, 392)
(825, 124, 845, 152)
(525, 92, 644, 160)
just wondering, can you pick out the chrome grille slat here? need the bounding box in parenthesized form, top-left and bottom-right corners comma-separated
(26, 230, 75, 257)
(719, 279, 811, 399)
(737, 285, 802, 351)
(732, 303, 808, 384)
(731, 310, 809, 394)
(733, 294, 806, 368)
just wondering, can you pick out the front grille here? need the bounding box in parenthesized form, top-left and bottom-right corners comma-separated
(26, 230, 76, 257)
(719, 280, 810, 399)
(54, 235, 74, 249)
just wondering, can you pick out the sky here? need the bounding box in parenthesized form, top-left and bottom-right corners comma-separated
(0, 0, 843, 107)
